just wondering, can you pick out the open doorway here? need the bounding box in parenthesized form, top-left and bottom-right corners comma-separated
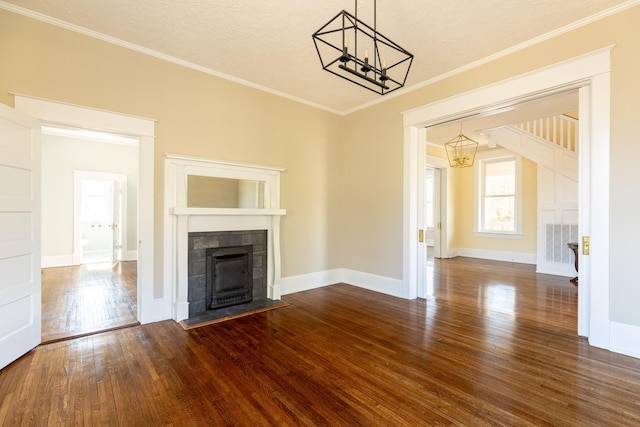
(424, 166, 436, 297)
(421, 101, 580, 332)
(423, 90, 580, 279)
(74, 171, 128, 265)
(13, 94, 155, 331)
(404, 48, 612, 349)
(425, 156, 450, 256)
(422, 156, 449, 299)
(40, 127, 139, 342)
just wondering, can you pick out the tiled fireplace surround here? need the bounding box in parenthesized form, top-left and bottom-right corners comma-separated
(187, 230, 267, 317)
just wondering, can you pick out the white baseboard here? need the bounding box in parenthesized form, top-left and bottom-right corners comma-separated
(42, 252, 139, 268)
(280, 269, 344, 295)
(610, 322, 640, 359)
(174, 301, 190, 323)
(536, 263, 575, 278)
(342, 269, 404, 298)
(455, 250, 579, 276)
(139, 297, 172, 325)
(41, 255, 74, 268)
(444, 248, 459, 258)
(122, 250, 138, 261)
(456, 248, 536, 265)
(280, 269, 404, 299)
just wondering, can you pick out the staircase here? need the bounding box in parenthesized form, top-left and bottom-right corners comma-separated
(489, 115, 578, 181)
(516, 114, 578, 154)
(489, 115, 579, 278)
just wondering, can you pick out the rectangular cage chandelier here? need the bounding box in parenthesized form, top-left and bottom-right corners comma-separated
(312, 0, 413, 95)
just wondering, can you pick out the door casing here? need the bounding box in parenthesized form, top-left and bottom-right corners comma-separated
(14, 95, 158, 324)
(403, 47, 612, 349)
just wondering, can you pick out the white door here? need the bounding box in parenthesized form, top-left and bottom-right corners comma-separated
(74, 172, 127, 265)
(0, 103, 41, 369)
(84, 178, 113, 264)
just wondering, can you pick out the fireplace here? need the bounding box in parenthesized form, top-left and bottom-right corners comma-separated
(206, 246, 253, 309)
(188, 230, 267, 317)
(165, 154, 286, 322)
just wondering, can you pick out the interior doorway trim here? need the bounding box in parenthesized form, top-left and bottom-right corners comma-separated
(12, 94, 159, 324)
(402, 46, 613, 350)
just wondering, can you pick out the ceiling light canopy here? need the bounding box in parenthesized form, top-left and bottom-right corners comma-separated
(312, 0, 413, 95)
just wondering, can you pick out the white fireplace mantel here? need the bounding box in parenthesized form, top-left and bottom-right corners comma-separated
(163, 154, 286, 322)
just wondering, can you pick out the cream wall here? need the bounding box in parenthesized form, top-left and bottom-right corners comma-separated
(41, 134, 139, 259)
(332, 106, 404, 277)
(0, 9, 340, 297)
(338, 6, 640, 327)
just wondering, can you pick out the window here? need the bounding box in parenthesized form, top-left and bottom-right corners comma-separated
(476, 153, 522, 236)
(483, 160, 515, 231)
(81, 179, 113, 222)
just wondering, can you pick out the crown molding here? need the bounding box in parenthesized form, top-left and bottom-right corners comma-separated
(0, 1, 343, 116)
(1, 0, 638, 116)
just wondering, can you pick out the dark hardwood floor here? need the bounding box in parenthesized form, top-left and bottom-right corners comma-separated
(2, 257, 640, 425)
(41, 261, 139, 343)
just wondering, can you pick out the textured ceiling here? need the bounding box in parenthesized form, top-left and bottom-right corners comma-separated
(0, 0, 634, 114)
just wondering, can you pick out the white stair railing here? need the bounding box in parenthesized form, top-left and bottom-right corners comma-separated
(516, 115, 578, 153)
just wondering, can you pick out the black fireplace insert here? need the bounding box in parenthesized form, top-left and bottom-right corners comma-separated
(205, 245, 253, 310)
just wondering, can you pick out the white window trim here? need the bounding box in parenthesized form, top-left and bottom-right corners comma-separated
(474, 148, 523, 238)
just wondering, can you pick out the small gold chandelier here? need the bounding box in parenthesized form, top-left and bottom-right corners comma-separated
(444, 124, 479, 168)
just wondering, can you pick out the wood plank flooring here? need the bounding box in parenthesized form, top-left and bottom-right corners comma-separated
(41, 261, 138, 343)
(2, 257, 640, 425)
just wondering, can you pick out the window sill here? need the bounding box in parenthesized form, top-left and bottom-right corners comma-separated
(474, 231, 523, 239)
